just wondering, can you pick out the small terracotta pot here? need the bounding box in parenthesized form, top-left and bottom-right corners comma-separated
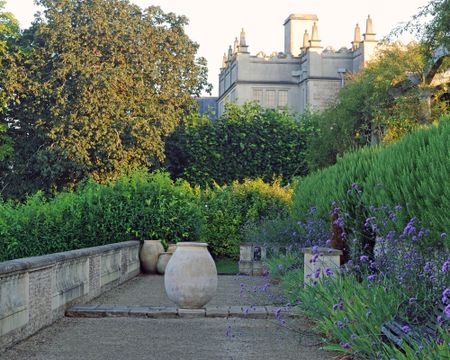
(167, 244, 177, 254)
(140, 240, 164, 274)
(156, 252, 172, 274)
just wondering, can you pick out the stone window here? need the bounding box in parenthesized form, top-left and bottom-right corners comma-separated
(252, 89, 263, 104)
(278, 90, 288, 107)
(265, 90, 276, 107)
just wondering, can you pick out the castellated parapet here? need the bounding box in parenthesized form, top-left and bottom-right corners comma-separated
(218, 14, 378, 116)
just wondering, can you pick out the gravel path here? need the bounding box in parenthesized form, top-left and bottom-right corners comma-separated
(1, 275, 332, 360)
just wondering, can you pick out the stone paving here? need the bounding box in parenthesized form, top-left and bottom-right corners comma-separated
(0, 275, 333, 360)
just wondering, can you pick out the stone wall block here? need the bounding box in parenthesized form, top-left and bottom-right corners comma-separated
(28, 267, 52, 333)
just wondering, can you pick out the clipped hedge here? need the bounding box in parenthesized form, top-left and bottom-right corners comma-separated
(200, 179, 292, 258)
(292, 117, 450, 249)
(165, 102, 312, 186)
(0, 172, 291, 261)
(0, 172, 201, 261)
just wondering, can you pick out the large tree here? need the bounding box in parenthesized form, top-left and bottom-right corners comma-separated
(2, 0, 209, 198)
(393, 0, 450, 54)
(0, 1, 19, 162)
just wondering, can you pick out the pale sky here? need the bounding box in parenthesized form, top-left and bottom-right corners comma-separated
(4, 0, 429, 95)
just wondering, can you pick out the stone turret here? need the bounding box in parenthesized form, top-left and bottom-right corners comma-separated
(233, 37, 239, 54)
(302, 30, 310, 49)
(363, 15, 376, 41)
(309, 22, 321, 48)
(228, 45, 233, 60)
(222, 52, 227, 69)
(352, 23, 361, 50)
(284, 14, 318, 56)
(239, 28, 249, 53)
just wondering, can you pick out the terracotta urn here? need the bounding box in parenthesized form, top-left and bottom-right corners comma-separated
(164, 242, 217, 309)
(167, 243, 177, 254)
(140, 240, 164, 274)
(156, 252, 172, 274)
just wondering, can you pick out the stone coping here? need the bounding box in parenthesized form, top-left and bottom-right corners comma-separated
(176, 242, 208, 248)
(66, 304, 299, 320)
(301, 247, 342, 256)
(0, 241, 140, 275)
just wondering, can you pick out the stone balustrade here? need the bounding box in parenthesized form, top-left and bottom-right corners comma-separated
(0, 241, 140, 350)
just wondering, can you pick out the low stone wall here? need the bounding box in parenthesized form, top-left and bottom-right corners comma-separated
(0, 241, 140, 350)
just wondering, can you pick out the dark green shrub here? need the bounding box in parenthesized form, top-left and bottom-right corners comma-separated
(165, 102, 313, 186)
(0, 171, 202, 261)
(292, 117, 450, 249)
(200, 179, 292, 258)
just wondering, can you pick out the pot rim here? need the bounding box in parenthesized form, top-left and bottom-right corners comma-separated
(176, 242, 208, 248)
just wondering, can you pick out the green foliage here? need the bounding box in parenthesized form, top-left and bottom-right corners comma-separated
(279, 267, 450, 359)
(0, 172, 290, 261)
(165, 102, 313, 186)
(293, 118, 450, 249)
(0, 172, 201, 261)
(1, 0, 210, 199)
(392, 0, 450, 55)
(307, 43, 448, 170)
(200, 178, 292, 258)
(0, 2, 19, 162)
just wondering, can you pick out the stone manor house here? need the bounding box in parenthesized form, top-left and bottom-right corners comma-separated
(217, 14, 378, 116)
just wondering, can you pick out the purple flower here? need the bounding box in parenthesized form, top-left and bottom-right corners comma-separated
(325, 268, 333, 276)
(350, 333, 357, 340)
(312, 245, 319, 254)
(367, 274, 377, 282)
(441, 233, 447, 238)
(442, 261, 449, 273)
(340, 342, 351, 349)
(314, 268, 321, 279)
(408, 298, 417, 305)
(277, 264, 283, 271)
(360, 255, 369, 262)
(401, 325, 411, 333)
(333, 302, 343, 311)
(444, 305, 450, 318)
(424, 262, 432, 273)
(335, 320, 344, 328)
(443, 288, 450, 305)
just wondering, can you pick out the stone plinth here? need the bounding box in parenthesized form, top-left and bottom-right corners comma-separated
(302, 247, 342, 285)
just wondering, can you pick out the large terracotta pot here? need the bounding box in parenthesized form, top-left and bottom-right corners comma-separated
(164, 242, 217, 309)
(156, 252, 172, 274)
(140, 240, 164, 274)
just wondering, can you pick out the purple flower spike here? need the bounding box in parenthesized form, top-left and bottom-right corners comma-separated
(442, 261, 449, 273)
(401, 325, 411, 333)
(335, 320, 344, 328)
(444, 305, 450, 318)
(277, 264, 283, 271)
(325, 268, 333, 276)
(340, 342, 351, 349)
(360, 255, 369, 262)
(367, 274, 377, 282)
(314, 268, 321, 278)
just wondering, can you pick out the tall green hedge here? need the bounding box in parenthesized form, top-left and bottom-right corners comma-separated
(165, 102, 313, 185)
(0, 172, 201, 261)
(0, 172, 291, 261)
(292, 117, 450, 249)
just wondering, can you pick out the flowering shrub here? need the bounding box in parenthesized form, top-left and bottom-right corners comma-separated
(263, 203, 450, 359)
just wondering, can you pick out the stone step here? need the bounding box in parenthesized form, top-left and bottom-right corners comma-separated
(66, 304, 299, 319)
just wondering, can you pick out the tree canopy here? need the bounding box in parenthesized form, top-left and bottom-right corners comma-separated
(306, 42, 449, 170)
(1, 0, 210, 198)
